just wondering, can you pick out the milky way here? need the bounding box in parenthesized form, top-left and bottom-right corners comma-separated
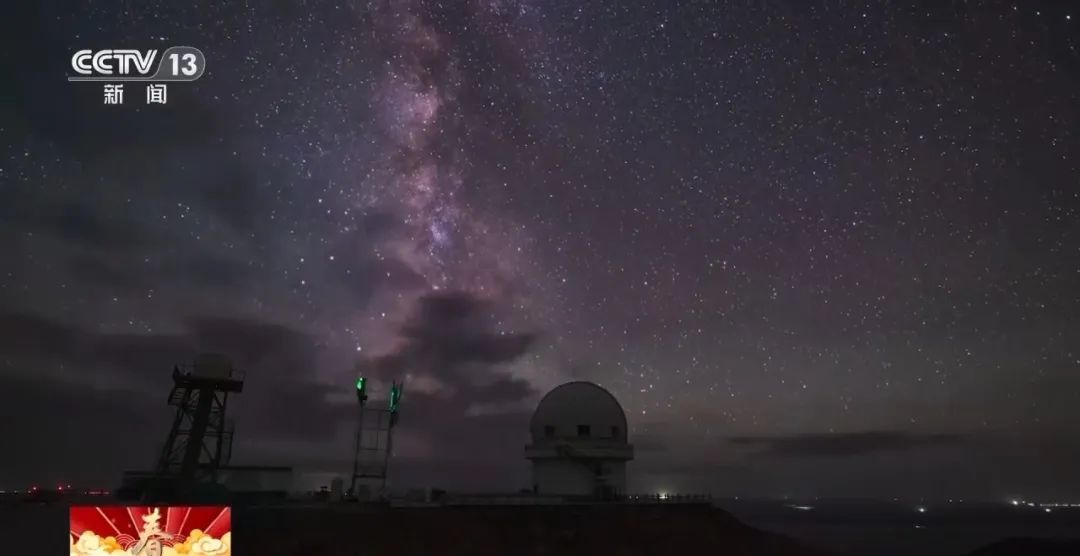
(342, 0, 557, 395)
(367, 0, 461, 284)
(3, 1, 1080, 499)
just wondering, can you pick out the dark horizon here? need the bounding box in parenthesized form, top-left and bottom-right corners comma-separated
(3, 0, 1079, 503)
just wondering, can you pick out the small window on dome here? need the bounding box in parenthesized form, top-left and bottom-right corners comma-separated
(544, 425, 555, 438)
(577, 425, 591, 437)
(611, 426, 620, 438)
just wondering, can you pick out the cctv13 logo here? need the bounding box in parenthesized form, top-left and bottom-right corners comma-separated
(69, 46, 206, 82)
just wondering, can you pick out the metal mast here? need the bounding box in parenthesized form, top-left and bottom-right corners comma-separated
(155, 354, 243, 488)
(348, 378, 403, 499)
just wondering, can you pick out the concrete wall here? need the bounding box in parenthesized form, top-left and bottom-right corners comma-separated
(608, 463, 627, 495)
(532, 460, 627, 496)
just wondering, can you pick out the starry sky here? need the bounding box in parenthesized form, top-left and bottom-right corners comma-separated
(2, 0, 1078, 500)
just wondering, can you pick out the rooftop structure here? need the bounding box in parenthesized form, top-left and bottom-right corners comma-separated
(525, 381, 634, 498)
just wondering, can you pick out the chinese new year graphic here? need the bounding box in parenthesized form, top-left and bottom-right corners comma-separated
(69, 506, 231, 555)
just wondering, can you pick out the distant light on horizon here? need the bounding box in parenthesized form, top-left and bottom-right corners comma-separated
(916, 506, 927, 513)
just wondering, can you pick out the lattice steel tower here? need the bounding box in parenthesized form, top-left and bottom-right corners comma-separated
(156, 353, 243, 485)
(349, 378, 403, 497)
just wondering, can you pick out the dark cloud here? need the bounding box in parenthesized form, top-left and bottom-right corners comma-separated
(0, 313, 190, 387)
(0, 313, 350, 481)
(64, 252, 256, 290)
(728, 431, 967, 458)
(54, 201, 148, 249)
(0, 313, 329, 385)
(87, 333, 193, 376)
(0, 373, 167, 486)
(183, 315, 317, 373)
(469, 376, 535, 405)
(353, 290, 539, 470)
(362, 291, 536, 386)
(0, 312, 347, 449)
(163, 256, 256, 288)
(0, 196, 150, 251)
(360, 290, 538, 410)
(365, 351, 408, 377)
(240, 380, 353, 441)
(395, 290, 536, 370)
(65, 255, 144, 288)
(0, 313, 82, 359)
(178, 317, 358, 442)
(414, 291, 482, 324)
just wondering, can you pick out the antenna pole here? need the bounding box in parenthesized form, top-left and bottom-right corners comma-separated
(381, 411, 395, 492)
(349, 397, 366, 497)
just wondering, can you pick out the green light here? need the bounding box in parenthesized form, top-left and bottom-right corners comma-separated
(389, 384, 401, 412)
(355, 377, 367, 402)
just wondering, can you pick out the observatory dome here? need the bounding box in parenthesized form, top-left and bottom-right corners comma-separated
(526, 381, 633, 497)
(529, 381, 629, 444)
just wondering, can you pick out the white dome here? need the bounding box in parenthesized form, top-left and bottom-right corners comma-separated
(530, 381, 629, 444)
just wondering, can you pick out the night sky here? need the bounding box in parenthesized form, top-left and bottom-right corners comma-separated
(2, 1, 1078, 500)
